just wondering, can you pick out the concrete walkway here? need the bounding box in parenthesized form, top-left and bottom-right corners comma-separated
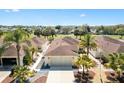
(30, 42, 50, 71)
(89, 54, 110, 83)
(47, 71, 75, 83)
(0, 71, 10, 82)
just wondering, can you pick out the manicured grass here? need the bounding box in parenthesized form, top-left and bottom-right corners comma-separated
(38, 34, 123, 41)
(54, 34, 97, 40)
(105, 35, 124, 40)
(54, 34, 75, 39)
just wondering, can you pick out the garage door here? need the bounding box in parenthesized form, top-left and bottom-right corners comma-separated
(49, 56, 73, 70)
(2, 58, 17, 66)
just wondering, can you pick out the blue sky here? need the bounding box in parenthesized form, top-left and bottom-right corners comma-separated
(0, 9, 124, 26)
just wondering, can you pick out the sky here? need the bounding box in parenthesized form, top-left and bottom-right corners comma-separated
(0, 9, 124, 26)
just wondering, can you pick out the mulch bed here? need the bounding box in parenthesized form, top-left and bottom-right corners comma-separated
(1, 76, 14, 83)
(105, 71, 124, 83)
(33, 76, 47, 83)
(74, 70, 96, 83)
(104, 71, 119, 82)
(105, 71, 118, 78)
(74, 71, 95, 78)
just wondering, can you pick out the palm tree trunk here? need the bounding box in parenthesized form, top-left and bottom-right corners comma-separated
(86, 67, 89, 82)
(82, 65, 85, 77)
(16, 44, 20, 66)
(87, 47, 89, 56)
(86, 67, 89, 73)
(117, 71, 121, 79)
(31, 52, 34, 63)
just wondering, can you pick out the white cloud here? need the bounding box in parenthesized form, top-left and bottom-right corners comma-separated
(4, 9, 20, 13)
(80, 14, 86, 17)
(11, 9, 20, 12)
(5, 10, 10, 12)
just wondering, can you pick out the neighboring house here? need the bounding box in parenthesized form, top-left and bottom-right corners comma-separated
(90, 36, 124, 58)
(44, 37, 79, 70)
(0, 44, 25, 66)
(0, 36, 46, 67)
(22, 36, 46, 51)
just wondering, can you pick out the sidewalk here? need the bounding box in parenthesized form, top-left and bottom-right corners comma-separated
(30, 42, 50, 71)
(0, 71, 10, 82)
(89, 54, 109, 83)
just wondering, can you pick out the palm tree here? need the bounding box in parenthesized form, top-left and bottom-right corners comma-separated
(74, 54, 95, 82)
(30, 46, 37, 62)
(12, 66, 34, 83)
(115, 28, 124, 39)
(80, 34, 97, 55)
(85, 57, 95, 73)
(74, 54, 85, 76)
(105, 53, 124, 80)
(23, 47, 32, 66)
(23, 46, 37, 66)
(4, 27, 29, 66)
(74, 54, 95, 76)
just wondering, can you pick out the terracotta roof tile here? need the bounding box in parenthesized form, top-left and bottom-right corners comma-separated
(95, 36, 124, 54)
(45, 37, 79, 56)
(2, 44, 25, 57)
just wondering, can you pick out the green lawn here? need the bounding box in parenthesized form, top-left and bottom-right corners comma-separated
(105, 35, 124, 40)
(54, 34, 97, 40)
(91, 35, 124, 40)
(39, 34, 124, 41)
(54, 34, 75, 39)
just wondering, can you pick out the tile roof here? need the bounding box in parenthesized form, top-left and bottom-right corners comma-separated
(2, 44, 25, 57)
(22, 37, 46, 48)
(45, 37, 79, 56)
(95, 36, 124, 54)
(0, 36, 46, 57)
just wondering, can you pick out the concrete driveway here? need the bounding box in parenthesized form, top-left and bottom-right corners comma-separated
(47, 71, 75, 83)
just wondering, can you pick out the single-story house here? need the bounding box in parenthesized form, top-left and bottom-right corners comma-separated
(0, 44, 25, 66)
(22, 36, 46, 51)
(44, 37, 79, 70)
(0, 36, 46, 67)
(90, 36, 124, 58)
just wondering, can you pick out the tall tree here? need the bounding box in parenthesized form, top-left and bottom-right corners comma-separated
(80, 34, 97, 55)
(23, 47, 32, 66)
(42, 27, 55, 38)
(4, 27, 29, 66)
(34, 28, 42, 37)
(55, 25, 61, 33)
(116, 28, 124, 39)
(74, 28, 79, 39)
(74, 54, 95, 81)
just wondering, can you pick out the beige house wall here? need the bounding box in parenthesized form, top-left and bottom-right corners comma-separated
(45, 56, 77, 70)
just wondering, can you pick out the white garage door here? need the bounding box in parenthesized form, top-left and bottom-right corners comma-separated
(49, 56, 73, 70)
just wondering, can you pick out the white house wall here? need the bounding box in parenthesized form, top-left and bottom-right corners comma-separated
(45, 56, 77, 70)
